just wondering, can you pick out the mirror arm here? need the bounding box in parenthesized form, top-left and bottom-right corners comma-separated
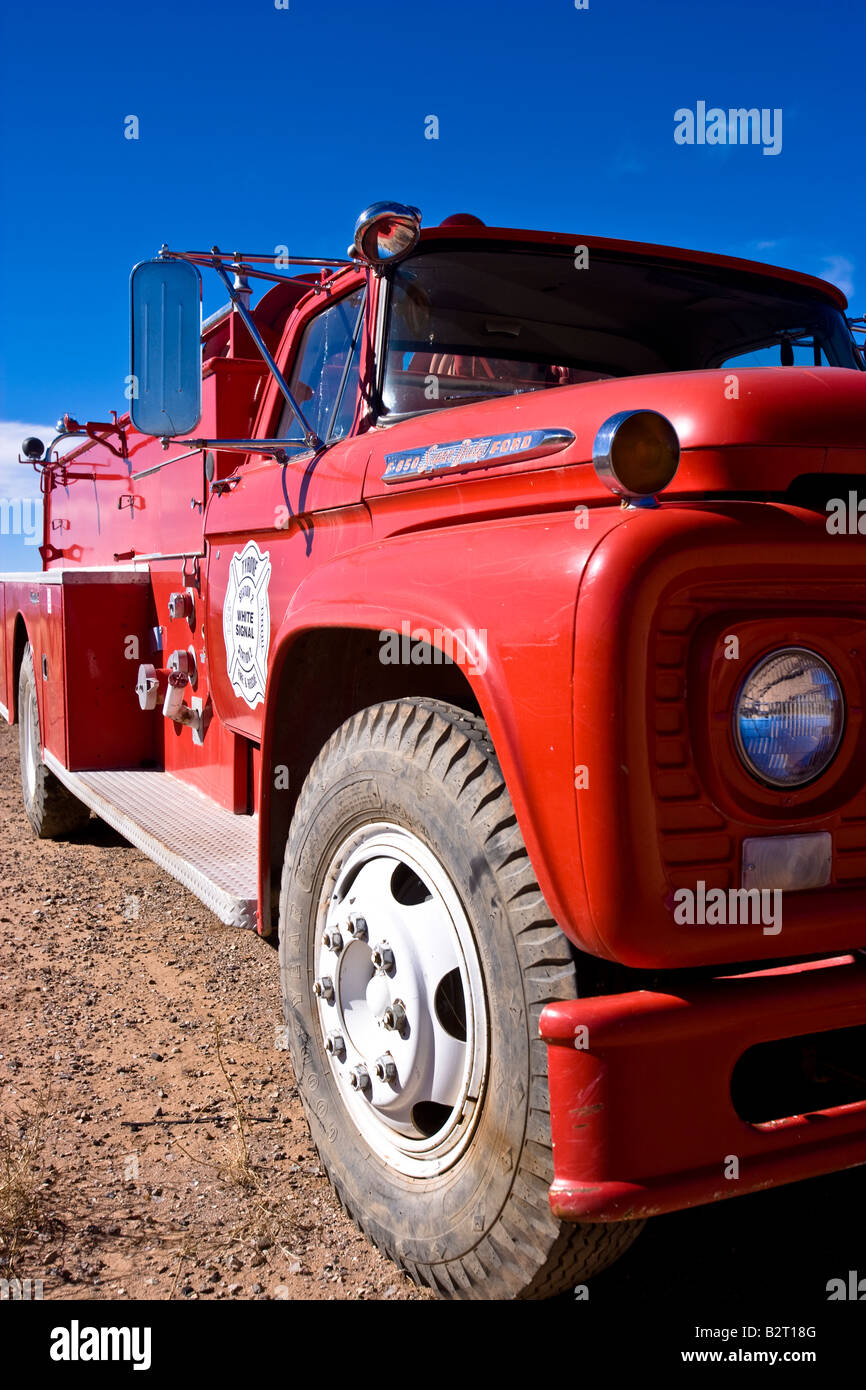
(180, 439, 310, 466)
(210, 258, 323, 452)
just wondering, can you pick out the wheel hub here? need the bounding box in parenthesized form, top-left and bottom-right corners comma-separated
(314, 824, 488, 1177)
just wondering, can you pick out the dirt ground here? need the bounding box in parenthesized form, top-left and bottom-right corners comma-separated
(0, 719, 427, 1302)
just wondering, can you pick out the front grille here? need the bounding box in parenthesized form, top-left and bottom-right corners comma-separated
(654, 600, 737, 891)
(652, 591, 866, 892)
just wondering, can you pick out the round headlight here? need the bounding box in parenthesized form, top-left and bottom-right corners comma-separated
(734, 647, 844, 788)
(592, 410, 680, 500)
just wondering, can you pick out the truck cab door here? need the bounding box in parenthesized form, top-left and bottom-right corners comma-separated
(204, 283, 371, 740)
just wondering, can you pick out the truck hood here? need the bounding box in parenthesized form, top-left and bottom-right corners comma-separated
(365, 366, 866, 500)
(565, 365, 866, 451)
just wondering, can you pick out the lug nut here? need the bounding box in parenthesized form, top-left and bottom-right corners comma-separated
(374, 1053, 397, 1083)
(382, 999, 407, 1032)
(313, 976, 334, 1001)
(323, 927, 343, 953)
(325, 1032, 345, 1059)
(348, 1065, 370, 1092)
(346, 914, 368, 940)
(371, 942, 394, 972)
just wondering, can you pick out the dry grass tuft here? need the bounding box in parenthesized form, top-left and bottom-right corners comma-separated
(0, 1090, 53, 1273)
(213, 1020, 257, 1191)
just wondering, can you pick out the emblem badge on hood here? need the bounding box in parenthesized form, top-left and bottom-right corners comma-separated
(382, 427, 574, 483)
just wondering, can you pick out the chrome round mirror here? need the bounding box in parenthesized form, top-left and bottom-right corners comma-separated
(350, 202, 422, 267)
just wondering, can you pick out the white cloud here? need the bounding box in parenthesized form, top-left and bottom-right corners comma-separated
(818, 255, 855, 303)
(0, 419, 54, 502)
(0, 419, 85, 502)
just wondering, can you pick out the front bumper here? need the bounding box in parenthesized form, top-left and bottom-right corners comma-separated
(540, 955, 866, 1222)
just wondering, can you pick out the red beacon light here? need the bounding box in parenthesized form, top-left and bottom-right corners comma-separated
(438, 213, 486, 227)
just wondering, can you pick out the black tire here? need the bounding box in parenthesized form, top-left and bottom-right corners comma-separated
(279, 698, 643, 1299)
(18, 645, 90, 839)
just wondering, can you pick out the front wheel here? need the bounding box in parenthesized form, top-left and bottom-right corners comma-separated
(279, 698, 643, 1299)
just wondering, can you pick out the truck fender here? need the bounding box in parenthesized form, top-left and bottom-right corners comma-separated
(258, 510, 625, 949)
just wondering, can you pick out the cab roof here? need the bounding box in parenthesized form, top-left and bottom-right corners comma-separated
(415, 221, 849, 311)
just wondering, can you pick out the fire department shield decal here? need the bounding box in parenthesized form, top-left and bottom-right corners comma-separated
(223, 540, 272, 708)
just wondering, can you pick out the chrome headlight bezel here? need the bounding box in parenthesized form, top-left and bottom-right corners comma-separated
(732, 645, 845, 790)
(592, 409, 680, 501)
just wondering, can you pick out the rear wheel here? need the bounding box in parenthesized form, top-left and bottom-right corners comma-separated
(279, 698, 644, 1299)
(18, 645, 90, 838)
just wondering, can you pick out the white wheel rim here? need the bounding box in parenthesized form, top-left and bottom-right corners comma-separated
(315, 823, 488, 1178)
(22, 684, 38, 801)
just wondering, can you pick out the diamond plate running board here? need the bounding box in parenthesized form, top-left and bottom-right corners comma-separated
(43, 753, 258, 930)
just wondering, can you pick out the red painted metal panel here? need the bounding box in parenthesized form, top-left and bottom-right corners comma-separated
(541, 957, 866, 1222)
(39, 584, 66, 761)
(1, 584, 28, 722)
(203, 433, 374, 743)
(62, 580, 158, 771)
(145, 562, 248, 811)
(256, 500, 621, 942)
(41, 362, 264, 572)
(1, 580, 48, 740)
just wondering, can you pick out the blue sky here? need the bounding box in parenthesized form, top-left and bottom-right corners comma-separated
(1, 0, 863, 569)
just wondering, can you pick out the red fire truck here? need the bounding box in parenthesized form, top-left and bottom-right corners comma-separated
(3, 203, 866, 1300)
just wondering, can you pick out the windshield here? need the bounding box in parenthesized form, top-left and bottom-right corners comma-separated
(381, 247, 862, 418)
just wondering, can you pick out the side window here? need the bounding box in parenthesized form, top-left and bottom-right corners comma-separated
(275, 287, 365, 443)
